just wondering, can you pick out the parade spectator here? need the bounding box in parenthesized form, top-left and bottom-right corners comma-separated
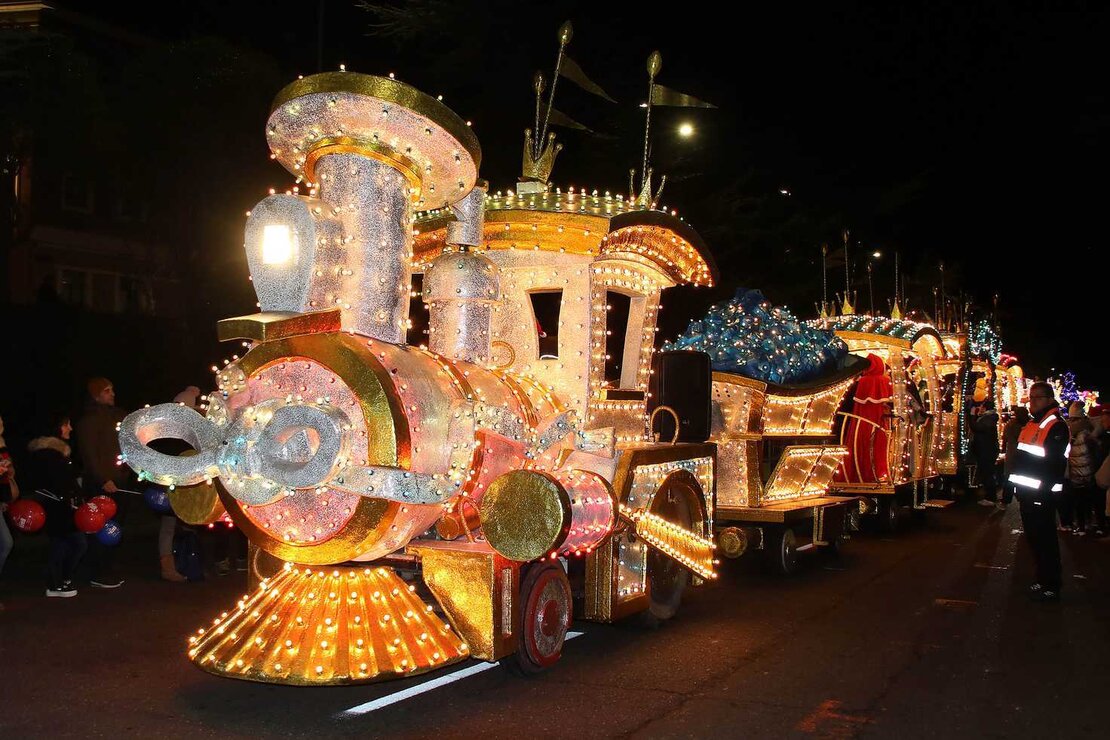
(0, 414, 18, 610)
(1007, 382, 1070, 602)
(970, 401, 1001, 507)
(149, 386, 205, 583)
(27, 415, 88, 597)
(75, 377, 128, 589)
(1091, 405, 1110, 538)
(1065, 401, 1100, 536)
(211, 522, 248, 577)
(1000, 405, 1029, 510)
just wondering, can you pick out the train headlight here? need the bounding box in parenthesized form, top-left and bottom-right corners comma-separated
(262, 224, 294, 265)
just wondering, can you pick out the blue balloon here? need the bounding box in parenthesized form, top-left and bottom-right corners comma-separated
(144, 485, 173, 514)
(96, 519, 122, 546)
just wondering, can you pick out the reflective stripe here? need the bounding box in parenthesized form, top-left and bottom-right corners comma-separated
(1039, 415, 1055, 429)
(1065, 443, 1072, 458)
(1051, 483, 1063, 492)
(1009, 474, 1041, 489)
(1017, 442, 1046, 457)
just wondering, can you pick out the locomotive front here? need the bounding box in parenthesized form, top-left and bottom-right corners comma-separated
(117, 72, 636, 684)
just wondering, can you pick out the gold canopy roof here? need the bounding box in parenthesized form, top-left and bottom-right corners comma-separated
(413, 188, 717, 287)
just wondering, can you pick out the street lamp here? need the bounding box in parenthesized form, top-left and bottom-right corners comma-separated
(678, 122, 694, 138)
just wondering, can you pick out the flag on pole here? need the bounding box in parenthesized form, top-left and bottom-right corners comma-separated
(560, 56, 617, 103)
(548, 107, 592, 132)
(650, 83, 716, 108)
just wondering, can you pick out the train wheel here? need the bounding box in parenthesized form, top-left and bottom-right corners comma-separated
(765, 527, 799, 576)
(880, 498, 902, 533)
(640, 477, 698, 626)
(509, 562, 572, 675)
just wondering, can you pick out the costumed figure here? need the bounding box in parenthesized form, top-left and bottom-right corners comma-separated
(839, 353, 893, 482)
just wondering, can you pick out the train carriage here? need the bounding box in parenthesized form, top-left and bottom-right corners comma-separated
(811, 315, 955, 528)
(706, 359, 866, 573)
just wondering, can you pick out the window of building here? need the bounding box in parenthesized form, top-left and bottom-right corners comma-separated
(61, 173, 94, 214)
(119, 276, 152, 314)
(529, 290, 562, 359)
(57, 268, 87, 306)
(91, 272, 116, 312)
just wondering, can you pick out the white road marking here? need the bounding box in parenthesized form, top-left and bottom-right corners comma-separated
(338, 631, 585, 717)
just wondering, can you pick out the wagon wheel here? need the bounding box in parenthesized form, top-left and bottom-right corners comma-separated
(640, 471, 702, 626)
(765, 527, 799, 576)
(508, 562, 572, 675)
(880, 497, 902, 533)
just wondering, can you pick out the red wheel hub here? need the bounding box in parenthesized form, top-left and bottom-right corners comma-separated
(522, 567, 571, 668)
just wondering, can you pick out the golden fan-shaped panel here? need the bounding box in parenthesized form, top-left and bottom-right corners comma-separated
(187, 564, 469, 685)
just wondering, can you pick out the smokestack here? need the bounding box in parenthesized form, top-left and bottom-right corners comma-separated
(244, 72, 481, 343)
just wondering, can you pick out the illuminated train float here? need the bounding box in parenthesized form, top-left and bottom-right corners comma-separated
(115, 70, 1010, 686)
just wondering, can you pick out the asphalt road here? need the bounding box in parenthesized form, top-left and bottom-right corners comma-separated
(2, 501, 1108, 739)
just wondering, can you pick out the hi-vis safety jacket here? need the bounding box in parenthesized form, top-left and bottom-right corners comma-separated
(1007, 405, 1070, 497)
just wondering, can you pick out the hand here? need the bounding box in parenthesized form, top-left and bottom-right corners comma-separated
(103, 481, 118, 494)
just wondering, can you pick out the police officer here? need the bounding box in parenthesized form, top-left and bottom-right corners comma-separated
(1007, 381, 1070, 601)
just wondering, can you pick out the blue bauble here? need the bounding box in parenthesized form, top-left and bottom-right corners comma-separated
(144, 485, 173, 514)
(96, 519, 123, 546)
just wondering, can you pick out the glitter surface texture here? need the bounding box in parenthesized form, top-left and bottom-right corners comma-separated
(310, 154, 414, 342)
(424, 250, 500, 364)
(445, 182, 487, 247)
(118, 404, 222, 486)
(245, 194, 317, 312)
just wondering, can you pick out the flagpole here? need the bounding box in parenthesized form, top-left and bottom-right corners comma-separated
(533, 72, 544, 145)
(538, 22, 573, 159)
(642, 51, 662, 193)
(842, 229, 851, 311)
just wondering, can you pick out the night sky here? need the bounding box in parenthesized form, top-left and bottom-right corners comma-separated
(84, 1, 1109, 392)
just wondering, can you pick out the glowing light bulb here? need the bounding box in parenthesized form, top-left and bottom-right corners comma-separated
(261, 223, 294, 265)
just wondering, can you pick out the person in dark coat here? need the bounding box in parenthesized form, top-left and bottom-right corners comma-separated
(74, 377, 128, 589)
(970, 401, 1001, 506)
(27, 415, 87, 597)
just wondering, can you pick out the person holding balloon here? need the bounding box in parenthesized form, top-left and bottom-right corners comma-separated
(75, 377, 129, 589)
(0, 414, 19, 609)
(26, 415, 89, 598)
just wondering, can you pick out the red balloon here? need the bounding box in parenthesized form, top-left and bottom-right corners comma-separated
(89, 495, 117, 520)
(75, 502, 107, 534)
(7, 499, 46, 533)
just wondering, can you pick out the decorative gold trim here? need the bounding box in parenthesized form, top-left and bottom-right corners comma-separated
(609, 443, 716, 504)
(479, 470, 571, 562)
(187, 564, 468, 685)
(835, 330, 912, 350)
(303, 136, 423, 200)
(711, 371, 768, 392)
(717, 495, 856, 523)
(217, 310, 342, 343)
(270, 72, 480, 169)
(408, 540, 520, 661)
